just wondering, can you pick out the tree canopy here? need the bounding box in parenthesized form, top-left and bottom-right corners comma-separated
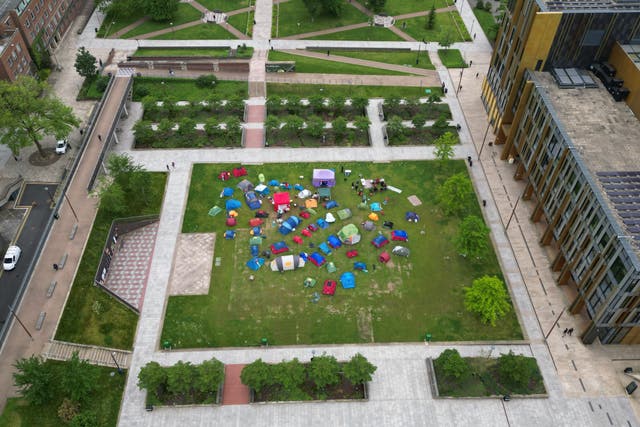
(308, 354, 340, 391)
(303, 0, 343, 18)
(497, 351, 539, 389)
(59, 352, 100, 405)
(13, 355, 54, 405)
(435, 349, 470, 380)
(454, 215, 490, 260)
(74, 47, 98, 79)
(436, 172, 473, 216)
(0, 76, 79, 157)
(433, 131, 457, 162)
(464, 275, 511, 326)
(343, 353, 377, 384)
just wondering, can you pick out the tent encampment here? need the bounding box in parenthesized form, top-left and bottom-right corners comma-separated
(338, 224, 361, 245)
(327, 235, 342, 248)
(273, 192, 291, 212)
(312, 169, 336, 187)
(340, 272, 355, 289)
(371, 234, 389, 248)
(246, 257, 265, 271)
(337, 208, 352, 220)
(362, 220, 375, 231)
(270, 254, 305, 272)
(237, 179, 254, 193)
(279, 216, 301, 235)
(392, 246, 410, 257)
(225, 199, 242, 211)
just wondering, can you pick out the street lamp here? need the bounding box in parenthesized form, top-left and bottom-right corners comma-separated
(63, 193, 79, 222)
(110, 352, 124, 374)
(44, 186, 54, 204)
(415, 38, 425, 65)
(170, 22, 174, 33)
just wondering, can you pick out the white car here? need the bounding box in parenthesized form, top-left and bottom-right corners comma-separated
(3, 245, 21, 271)
(55, 139, 68, 154)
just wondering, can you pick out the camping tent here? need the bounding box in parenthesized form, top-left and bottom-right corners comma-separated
(405, 211, 420, 222)
(249, 236, 262, 246)
(325, 200, 338, 209)
(309, 252, 326, 267)
(340, 272, 355, 289)
(246, 257, 265, 270)
(379, 252, 391, 263)
(209, 206, 223, 217)
(322, 280, 336, 295)
(258, 173, 266, 183)
(270, 241, 289, 254)
(319, 242, 332, 255)
(337, 208, 352, 220)
(305, 199, 318, 209)
(249, 218, 263, 227)
(370, 202, 382, 212)
(273, 192, 291, 212)
(326, 262, 337, 273)
(237, 179, 254, 193)
(362, 220, 375, 231)
(293, 235, 303, 245)
(312, 169, 336, 187)
(327, 235, 342, 248)
(317, 218, 329, 229)
(225, 199, 242, 211)
(268, 179, 280, 187)
(270, 254, 305, 272)
(391, 230, 408, 241)
(354, 262, 368, 272)
(304, 277, 316, 288)
(225, 217, 237, 226)
(233, 167, 247, 177)
(392, 246, 410, 257)
(279, 215, 301, 235)
(255, 184, 269, 196)
(224, 230, 236, 239)
(298, 189, 312, 199)
(221, 187, 234, 197)
(371, 234, 389, 248)
(251, 245, 259, 256)
(368, 213, 379, 221)
(218, 171, 231, 181)
(318, 187, 331, 200)
(325, 213, 336, 223)
(338, 224, 361, 245)
(251, 226, 262, 236)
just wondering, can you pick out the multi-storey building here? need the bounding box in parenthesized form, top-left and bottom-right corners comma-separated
(0, 0, 81, 81)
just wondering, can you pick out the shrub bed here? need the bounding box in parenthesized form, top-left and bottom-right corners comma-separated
(133, 117, 242, 149)
(264, 114, 370, 147)
(382, 96, 451, 120)
(267, 95, 368, 121)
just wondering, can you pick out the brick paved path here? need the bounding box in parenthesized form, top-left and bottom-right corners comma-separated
(221, 364, 250, 405)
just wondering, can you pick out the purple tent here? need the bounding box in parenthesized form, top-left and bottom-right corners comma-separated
(312, 169, 336, 188)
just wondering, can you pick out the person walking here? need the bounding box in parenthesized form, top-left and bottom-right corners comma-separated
(171, 161, 175, 169)
(166, 164, 170, 171)
(562, 328, 568, 337)
(568, 328, 574, 336)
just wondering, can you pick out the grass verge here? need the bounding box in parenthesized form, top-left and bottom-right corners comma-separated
(150, 23, 236, 40)
(306, 26, 404, 41)
(438, 49, 467, 68)
(319, 49, 435, 70)
(382, 0, 452, 15)
(397, 11, 470, 43)
(267, 83, 442, 98)
(197, 0, 251, 12)
(132, 47, 253, 58)
(227, 9, 254, 36)
(132, 77, 247, 101)
(121, 3, 202, 38)
(273, 0, 368, 37)
(268, 51, 412, 75)
(473, 8, 499, 43)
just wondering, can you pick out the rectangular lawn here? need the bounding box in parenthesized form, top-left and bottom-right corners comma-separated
(161, 161, 522, 348)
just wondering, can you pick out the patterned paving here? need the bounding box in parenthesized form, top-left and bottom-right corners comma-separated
(168, 233, 215, 296)
(103, 222, 159, 311)
(222, 364, 250, 405)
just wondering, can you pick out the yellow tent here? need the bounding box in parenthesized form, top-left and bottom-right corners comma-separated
(368, 213, 379, 221)
(305, 199, 318, 209)
(228, 210, 239, 217)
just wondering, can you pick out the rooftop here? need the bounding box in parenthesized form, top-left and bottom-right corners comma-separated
(0, 0, 25, 18)
(620, 44, 640, 71)
(539, 0, 640, 11)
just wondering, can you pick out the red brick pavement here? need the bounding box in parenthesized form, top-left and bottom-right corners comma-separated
(244, 128, 265, 148)
(222, 364, 250, 405)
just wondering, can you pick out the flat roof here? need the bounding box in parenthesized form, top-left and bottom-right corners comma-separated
(539, 0, 640, 11)
(620, 44, 640, 72)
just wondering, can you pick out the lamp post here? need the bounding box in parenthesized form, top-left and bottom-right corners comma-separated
(415, 38, 425, 65)
(170, 22, 174, 33)
(7, 305, 33, 340)
(110, 352, 124, 374)
(478, 119, 493, 159)
(63, 193, 79, 222)
(44, 186, 54, 204)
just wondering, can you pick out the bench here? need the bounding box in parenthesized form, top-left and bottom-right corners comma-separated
(58, 253, 68, 269)
(46, 281, 57, 298)
(69, 224, 78, 240)
(35, 312, 46, 330)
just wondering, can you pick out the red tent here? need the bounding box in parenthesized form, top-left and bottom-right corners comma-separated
(346, 250, 358, 258)
(379, 252, 390, 263)
(218, 171, 231, 181)
(322, 280, 337, 295)
(301, 229, 312, 237)
(233, 167, 247, 177)
(249, 218, 263, 227)
(273, 192, 291, 212)
(299, 211, 311, 219)
(293, 236, 303, 245)
(226, 217, 237, 227)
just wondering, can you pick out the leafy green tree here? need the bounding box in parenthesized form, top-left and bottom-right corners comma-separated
(70, 411, 99, 427)
(74, 47, 97, 79)
(343, 353, 377, 385)
(138, 361, 167, 397)
(435, 349, 470, 380)
(224, 117, 242, 142)
(464, 275, 511, 326)
(331, 117, 348, 140)
(96, 0, 142, 18)
(302, 0, 322, 20)
(60, 352, 99, 404)
(305, 115, 325, 138)
(166, 361, 195, 397)
(323, 0, 344, 16)
(176, 117, 196, 140)
(308, 94, 325, 113)
(13, 355, 55, 405)
(303, 0, 343, 17)
(144, 0, 179, 21)
(426, 4, 436, 30)
(98, 181, 126, 215)
(106, 153, 147, 194)
(205, 117, 220, 137)
(142, 95, 160, 116)
(436, 172, 473, 216)
(440, 29, 454, 49)
(194, 358, 225, 394)
(274, 358, 306, 394)
(411, 114, 427, 129)
(308, 354, 340, 391)
(330, 96, 346, 114)
(497, 351, 539, 389)
(266, 96, 282, 112)
(455, 215, 490, 260)
(354, 115, 370, 135)
(0, 76, 79, 158)
(241, 359, 272, 393)
(350, 97, 369, 115)
(433, 131, 457, 161)
(432, 113, 449, 131)
(284, 115, 305, 143)
(195, 74, 218, 89)
(386, 115, 405, 140)
(368, 0, 386, 13)
(157, 118, 174, 139)
(285, 95, 302, 115)
(264, 115, 281, 137)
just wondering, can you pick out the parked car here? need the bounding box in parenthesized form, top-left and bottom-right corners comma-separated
(55, 139, 69, 154)
(3, 245, 21, 271)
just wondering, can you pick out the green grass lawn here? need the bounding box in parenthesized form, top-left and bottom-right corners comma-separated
(473, 8, 499, 43)
(321, 49, 435, 70)
(227, 9, 254, 36)
(97, 11, 147, 38)
(438, 49, 468, 68)
(306, 26, 404, 41)
(398, 12, 470, 43)
(268, 51, 413, 76)
(150, 23, 237, 40)
(0, 361, 125, 426)
(55, 173, 167, 349)
(76, 76, 110, 101)
(381, 0, 452, 15)
(133, 77, 248, 100)
(121, 3, 202, 38)
(267, 83, 442, 99)
(196, 0, 251, 12)
(161, 161, 522, 348)
(273, 0, 368, 37)
(132, 47, 253, 58)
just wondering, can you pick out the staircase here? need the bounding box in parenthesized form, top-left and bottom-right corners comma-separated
(42, 340, 132, 369)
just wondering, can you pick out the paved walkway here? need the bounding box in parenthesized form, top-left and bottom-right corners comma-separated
(42, 340, 131, 368)
(221, 364, 250, 405)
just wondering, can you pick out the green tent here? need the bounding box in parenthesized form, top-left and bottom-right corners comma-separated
(326, 262, 337, 273)
(338, 224, 361, 245)
(357, 202, 368, 210)
(208, 206, 222, 216)
(318, 187, 331, 200)
(249, 236, 263, 245)
(337, 208, 352, 220)
(306, 208, 317, 215)
(303, 277, 317, 288)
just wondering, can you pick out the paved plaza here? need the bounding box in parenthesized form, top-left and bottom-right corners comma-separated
(0, 0, 639, 425)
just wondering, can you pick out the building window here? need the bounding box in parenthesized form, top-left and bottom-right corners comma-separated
(611, 257, 627, 283)
(535, 59, 543, 71)
(25, 19, 30, 27)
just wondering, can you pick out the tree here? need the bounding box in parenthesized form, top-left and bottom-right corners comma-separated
(433, 131, 457, 161)
(305, 115, 325, 138)
(331, 117, 348, 140)
(224, 117, 242, 142)
(354, 115, 370, 135)
(13, 355, 55, 405)
(285, 95, 302, 115)
(368, 0, 386, 13)
(435, 349, 470, 380)
(70, 411, 99, 427)
(329, 96, 346, 114)
(308, 354, 340, 391)
(274, 358, 306, 393)
(144, 0, 179, 21)
(166, 361, 195, 397)
(98, 181, 126, 215)
(74, 47, 97, 79)
(426, 4, 436, 30)
(138, 361, 167, 397)
(194, 358, 224, 394)
(240, 359, 272, 393)
(303, 0, 343, 17)
(432, 113, 449, 131)
(302, 0, 323, 20)
(308, 94, 325, 113)
(264, 115, 281, 137)
(106, 153, 147, 194)
(497, 351, 539, 389)
(205, 117, 221, 137)
(133, 120, 154, 146)
(440, 29, 454, 49)
(386, 115, 405, 140)
(176, 117, 196, 141)
(60, 352, 99, 404)
(0, 76, 79, 158)
(464, 275, 511, 326)
(411, 114, 427, 129)
(284, 115, 305, 143)
(455, 215, 490, 260)
(350, 97, 369, 115)
(436, 172, 473, 216)
(343, 353, 377, 385)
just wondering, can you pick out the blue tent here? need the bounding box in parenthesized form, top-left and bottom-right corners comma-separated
(268, 179, 280, 186)
(246, 257, 265, 271)
(294, 184, 304, 191)
(226, 199, 242, 211)
(317, 218, 329, 229)
(370, 202, 382, 212)
(354, 262, 368, 272)
(371, 234, 389, 248)
(327, 235, 342, 248)
(279, 216, 301, 235)
(325, 200, 338, 209)
(405, 211, 420, 222)
(252, 226, 262, 236)
(224, 230, 236, 239)
(222, 187, 234, 197)
(250, 245, 259, 256)
(299, 252, 309, 261)
(319, 242, 332, 255)
(340, 272, 355, 289)
(309, 252, 326, 267)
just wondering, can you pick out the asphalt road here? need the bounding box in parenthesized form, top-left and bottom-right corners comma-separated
(0, 183, 56, 326)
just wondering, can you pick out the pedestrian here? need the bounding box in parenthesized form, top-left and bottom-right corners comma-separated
(99, 59, 103, 67)
(97, 134, 102, 142)
(476, 72, 479, 78)
(562, 328, 568, 336)
(467, 156, 472, 164)
(373, 264, 376, 271)
(341, 165, 344, 173)
(253, 19, 256, 25)
(166, 164, 170, 171)
(458, 85, 462, 92)
(327, 50, 330, 56)
(171, 161, 175, 169)
(482, 199, 486, 207)
(53, 263, 59, 271)
(469, 159, 473, 167)
(473, 33, 476, 39)
(568, 328, 574, 336)
(469, 60, 473, 66)
(268, 39, 271, 44)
